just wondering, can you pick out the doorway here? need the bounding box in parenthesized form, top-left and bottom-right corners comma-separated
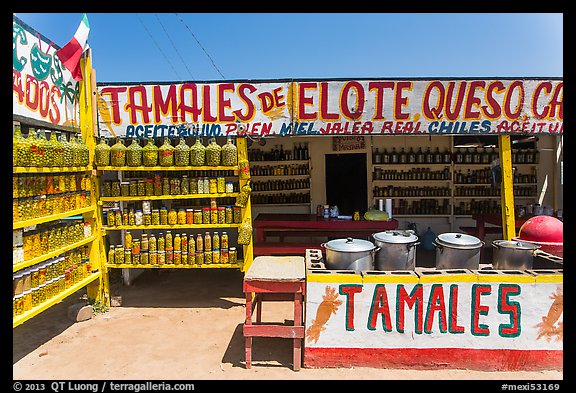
(325, 153, 367, 216)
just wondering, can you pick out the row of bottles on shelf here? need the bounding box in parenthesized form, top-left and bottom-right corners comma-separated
(252, 178, 310, 192)
(455, 185, 537, 197)
(374, 186, 451, 198)
(372, 146, 540, 165)
(373, 147, 451, 164)
(454, 200, 501, 215)
(108, 231, 238, 266)
(251, 192, 310, 205)
(251, 164, 309, 176)
(105, 201, 243, 227)
(248, 143, 309, 161)
(13, 125, 89, 168)
(14, 173, 92, 199)
(393, 199, 450, 215)
(373, 167, 450, 181)
(453, 147, 539, 165)
(454, 168, 537, 184)
(102, 175, 237, 198)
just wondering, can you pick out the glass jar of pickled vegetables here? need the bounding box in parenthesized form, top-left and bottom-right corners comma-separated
(229, 247, 237, 264)
(202, 207, 211, 224)
(177, 209, 186, 225)
(152, 209, 160, 225)
(103, 180, 112, 197)
(13, 125, 26, 167)
(13, 293, 24, 316)
(137, 179, 146, 196)
(162, 177, 170, 195)
(59, 132, 74, 167)
(194, 209, 203, 224)
(235, 181, 251, 208)
(129, 180, 138, 196)
(108, 245, 115, 264)
(189, 177, 198, 194)
(168, 209, 177, 225)
(70, 134, 83, 167)
(205, 138, 221, 166)
(128, 209, 136, 226)
(221, 138, 238, 166)
(145, 178, 154, 196)
(160, 207, 168, 225)
(142, 138, 159, 166)
(225, 206, 233, 224)
(174, 233, 181, 251)
(115, 209, 123, 227)
(171, 178, 181, 195)
(95, 137, 111, 167)
(135, 210, 143, 226)
(217, 207, 225, 224)
(238, 158, 250, 180)
(124, 248, 132, 265)
(197, 177, 205, 194)
(159, 137, 174, 166)
(115, 246, 124, 264)
(121, 181, 130, 197)
(154, 173, 162, 196)
(221, 231, 229, 249)
(157, 233, 165, 251)
(217, 177, 226, 194)
(158, 250, 166, 265)
(110, 138, 127, 167)
(174, 137, 190, 166)
(111, 181, 121, 197)
(186, 209, 194, 224)
(189, 138, 206, 166)
(181, 175, 189, 194)
(126, 138, 143, 166)
(143, 212, 151, 226)
(209, 178, 217, 194)
(233, 206, 242, 224)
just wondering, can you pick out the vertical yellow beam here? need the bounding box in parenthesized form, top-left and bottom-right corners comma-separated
(79, 49, 107, 305)
(498, 135, 516, 240)
(236, 137, 254, 273)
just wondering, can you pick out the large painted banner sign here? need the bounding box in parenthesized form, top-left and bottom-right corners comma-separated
(13, 17, 80, 128)
(96, 79, 563, 138)
(304, 271, 563, 370)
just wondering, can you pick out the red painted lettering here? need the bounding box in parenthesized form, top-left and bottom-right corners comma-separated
(341, 81, 364, 120)
(369, 81, 394, 120)
(178, 83, 201, 123)
(153, 85, 178, 123)
(483, 81, 504, 119)
(532, 81, 552, 119)
(503, 81, 524, 120)
(49, 84, 61, 124)
(320, 82, 339, 120)
(449, 285, 465, 333)
(25, 75, 39, 111)
(233, 83, 256, 122)
(444, 81, 467, 121)
(464, 80, 486, 120)
(13, 69, 24, 103)
(472, 284, 491, 336)
(424, 284, 448, 333)
(298, 82, 317, 120)
(218, 83, 235, 122)
(423, 81, 445, 120)
(202, 85, 217, 122)
(126, 85, 151, 124)
(394, 81, 412, 120)
(549, 82, 563, 120)
(368, 284, 392, 331)
(100, 87, 127, 125)
(397, 284, 423, 333)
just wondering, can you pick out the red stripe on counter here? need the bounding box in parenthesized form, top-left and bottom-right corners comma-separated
(304, 347, 563, 371)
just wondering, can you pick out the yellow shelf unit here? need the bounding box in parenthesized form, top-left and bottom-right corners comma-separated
(103, 224, 241, 230)
(13, 272, 101, 328)
(13, 166, 93, 174)
(13, 235, 97, 273)
(13, 206, 97, 230)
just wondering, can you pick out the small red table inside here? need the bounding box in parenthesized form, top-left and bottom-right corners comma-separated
(253, 213, 400, 242)
(243, 256, 306, 371)
(471, 213, 531, 241)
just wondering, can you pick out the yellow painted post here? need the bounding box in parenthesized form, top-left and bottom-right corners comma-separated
(498, 135, 516, 240)
(236, 137, 254, 273)
(79, 49, 107, 305)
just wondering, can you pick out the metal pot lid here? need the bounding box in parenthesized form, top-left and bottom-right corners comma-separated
(373, 230, 418, 244)
(324, 237, 376, 252)
(435, 232, 482, 249)
(492, 240, 541, 250)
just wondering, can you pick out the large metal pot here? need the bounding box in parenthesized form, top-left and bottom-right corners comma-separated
(492, 240, 541, 270)
(321, 237, 379, 271)
(372, 230, 420, 271)
(433, 232, 484, 270)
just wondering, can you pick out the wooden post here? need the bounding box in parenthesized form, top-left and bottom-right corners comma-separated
(498, 135, 516, 240)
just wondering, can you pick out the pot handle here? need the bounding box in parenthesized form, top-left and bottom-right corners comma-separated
(432, 241, 443, 253)
(320, 242, 327, 248)
(407, 241, 420, 251)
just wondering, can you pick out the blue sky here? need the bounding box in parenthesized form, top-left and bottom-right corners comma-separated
(14, 13, 563, 83)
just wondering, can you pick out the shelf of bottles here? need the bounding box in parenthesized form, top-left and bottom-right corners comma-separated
(372, 146, 453, 166)
(13, 123, 101, 327)
(94, 136, 250, 270)
(248, 142, 311, 206)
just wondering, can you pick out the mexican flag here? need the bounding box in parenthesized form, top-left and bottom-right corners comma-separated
(56, 13, 90, 81)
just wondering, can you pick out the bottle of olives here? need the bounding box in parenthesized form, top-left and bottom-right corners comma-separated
(174, 137, 190, 167)
(190, 138, 206, 166)
(110, 138, 127, 167)
(95, 137, 111, 167)
(221, 138, 238, 166)
(80, 137, 90, 166)
(142, 138, 159, 166)
(51, 131, 65, 167)
(159, 137, 175, 166)
(126, 138, 143, 167)
(13, 124, 25, 167)
(70, 134, 83, 167)
(205, 138, 222, 166)
(59, 132, 74, 167)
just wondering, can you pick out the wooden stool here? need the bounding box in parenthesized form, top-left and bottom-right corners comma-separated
(243, 256, 306, 371)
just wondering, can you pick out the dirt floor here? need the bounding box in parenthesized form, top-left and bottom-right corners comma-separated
(13, 256, 563, 382)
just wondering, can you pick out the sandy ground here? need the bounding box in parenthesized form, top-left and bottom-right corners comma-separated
(13, 268, 563, 382)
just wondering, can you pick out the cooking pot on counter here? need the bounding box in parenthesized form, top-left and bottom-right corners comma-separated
(372, 230, 420, 271)
(492, 240, 540, 270)
(433, 232, 484, 270)
(321, 237, 379, 271)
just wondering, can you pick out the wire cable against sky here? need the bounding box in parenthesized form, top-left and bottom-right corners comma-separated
(154, 13, 195, 80)
(136, 13, 182, 80)
(174, 13, 226, 79)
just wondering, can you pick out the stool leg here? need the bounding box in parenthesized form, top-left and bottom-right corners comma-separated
(293, 292, 303, 371)
(245, 291, 253, 369)
(256, 294, 262, 324)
